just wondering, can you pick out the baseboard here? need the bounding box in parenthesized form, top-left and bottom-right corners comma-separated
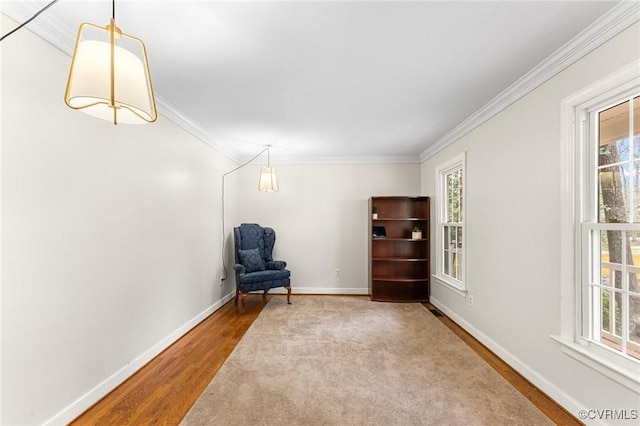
(44, 291, 236, 426)
(430, 296, 590, 423)
(269, 286, 369, 295)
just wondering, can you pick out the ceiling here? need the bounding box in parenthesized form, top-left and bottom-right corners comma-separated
(1, 1, 632, 163)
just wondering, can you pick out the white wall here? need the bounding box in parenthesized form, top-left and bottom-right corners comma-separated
(1, 14, 238, 425)
(230, 163, 420, 294)
(421, 23, 640, 424)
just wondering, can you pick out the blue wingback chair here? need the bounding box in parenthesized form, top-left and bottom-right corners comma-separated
(233, 223, 291, 314)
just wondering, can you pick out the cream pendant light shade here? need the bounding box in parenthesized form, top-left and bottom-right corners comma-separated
(65, 17, 157, 124)
(258, 166, 279, 192)
(258, 147, 279, 192)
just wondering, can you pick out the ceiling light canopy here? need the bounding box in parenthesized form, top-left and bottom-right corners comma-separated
(64, 1, 156, 125)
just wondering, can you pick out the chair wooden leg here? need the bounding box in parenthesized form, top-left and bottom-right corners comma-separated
(263, 290, 268, 301)
(286, 286, 291, 304)
(239, 293, 246, 315)
(235, 287, 239, 304)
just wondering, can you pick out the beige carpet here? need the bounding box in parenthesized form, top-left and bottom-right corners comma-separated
(181, 296, 552, 425)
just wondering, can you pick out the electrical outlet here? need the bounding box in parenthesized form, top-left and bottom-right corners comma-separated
(468, 295, 473, 306)
(335, 268, 341, 277)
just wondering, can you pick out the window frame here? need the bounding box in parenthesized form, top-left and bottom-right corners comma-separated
(557, 59, 640, 394)
(434, 152, 467, 295)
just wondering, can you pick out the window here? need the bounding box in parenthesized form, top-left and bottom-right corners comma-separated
(434, 152, 466, 293)
(588, 97, 640, 361)
(558, 60, 640, 393)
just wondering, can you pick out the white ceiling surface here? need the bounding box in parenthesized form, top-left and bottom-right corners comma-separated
(1, 1, 634, 163)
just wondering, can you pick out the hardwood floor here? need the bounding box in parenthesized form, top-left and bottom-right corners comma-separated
(70, 295, 270, 425)
(71, 296, 581, 425)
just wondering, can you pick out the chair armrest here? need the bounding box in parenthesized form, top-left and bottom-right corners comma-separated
(233, 264, 246, 275)
(266, 260, 287, 270)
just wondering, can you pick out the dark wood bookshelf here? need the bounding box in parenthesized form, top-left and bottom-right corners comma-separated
(369, 196, 430, 302)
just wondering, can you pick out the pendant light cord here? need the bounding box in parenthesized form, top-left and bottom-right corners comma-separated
(112, 0, 116, 20)
(0, 0, 60, 42)
(220, 147, 270, 281)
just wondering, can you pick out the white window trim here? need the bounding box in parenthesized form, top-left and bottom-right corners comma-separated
(434, 152, 467, 295)
(557, 59, 640, 394)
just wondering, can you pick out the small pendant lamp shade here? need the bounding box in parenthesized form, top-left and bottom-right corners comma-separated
(258, 147, 279, 192)
(65, 20, 157, 124)
(258, 166, 279, 192)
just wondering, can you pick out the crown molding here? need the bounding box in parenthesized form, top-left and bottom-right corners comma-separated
(419, 1, 640, 163)
(244, 154, 422, 165)
(1, 2, 75, 56)
(153, 95, 242, 162)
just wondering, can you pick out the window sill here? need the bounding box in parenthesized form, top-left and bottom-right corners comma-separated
(551, 335, 640, 394)
(432, 274, 467, 297)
